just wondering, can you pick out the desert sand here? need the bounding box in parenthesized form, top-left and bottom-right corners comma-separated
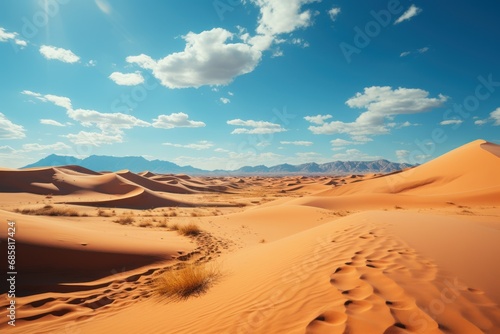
(1, 139, 499, 333)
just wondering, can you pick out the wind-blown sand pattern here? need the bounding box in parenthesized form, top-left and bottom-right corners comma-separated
(1, 139, 499, 333)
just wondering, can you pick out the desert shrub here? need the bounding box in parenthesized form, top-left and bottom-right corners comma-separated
(178, 223, 201, 236)
(15, 206, 79, 217)
(113, 216, 135, 225)
(155, 263, 220, 299)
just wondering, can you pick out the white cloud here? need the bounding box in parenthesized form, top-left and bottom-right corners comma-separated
(64, 131, 123, 146)
(153, 112, 205, 129)
(109, 71, 144, 86)
(0, 113, 26, 139)
(86, 60, 97, 67)
(220, 97, 231, 104)
(22, 142, 70, 152)
(0, 27, 27, 48)
(328, 7, 341, 21)
(40, 119, 65, 127)
(214, 148, 230, 153)
(440, 119, 463, 126)
(127, 28, 262, 89)
(303, 114, 332, 125)
(330, 139, 364, 147)
(491, 107, 500, 126)
(396, 149, 410, 162)
(474, 119, 488, 126)
(418, 47, 429, 54)
(67, 108, 150, 133)
(394, 4, 422, 25)
(23, 90, 73, 111)
(307, 87, 447, 140)
(228, 91, 234, 96)
(227, 119, 286, 134)
(280, 140, 313, 146)
(332, 149, 382, 161)
(126, 54, 156, 70)
(39, 45, 80, 63)
(0, 145, 15, 154)
(163, 141, 214, 150)
(400, 51, 411, 57)
(250, 0, 319, 37)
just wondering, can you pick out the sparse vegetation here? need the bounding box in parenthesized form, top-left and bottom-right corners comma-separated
(113, 216, 135, 225)
(155, 263, 221, 299)
(394, 205, 403, 210)
(259, 239, 266, 243)
(139, 220, 153, 228)
(178, 223, 201, 236)
(15, 205, 79, 217)
(169, 223, 179, 231)
(157, 219, 169, 228)
(97, 209, 113, 217)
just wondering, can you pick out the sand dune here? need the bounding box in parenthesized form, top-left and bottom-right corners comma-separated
(0, 139, 499, 333)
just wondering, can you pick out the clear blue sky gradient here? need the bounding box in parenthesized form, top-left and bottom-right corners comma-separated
(0, 0, 499, 170)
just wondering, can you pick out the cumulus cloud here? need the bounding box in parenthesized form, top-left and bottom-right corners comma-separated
(64, 131, 123, 146)
(250, 0, 319, 38)
(163, 141, 214, 150)
(280, 141, 313, 146)
(472, 108, 500, 126)
(67, 109, 150, 133)
(22, 142, 70, 152)
(328, 7, 341, 21)
(440, 119, 463, 126)
(303, 114, 332, 125)
(491, 107, 500, 125)
(394, 4, 422, 25)
(153, 112, 205, 129)
(220, 97, 231, 104)
(109, 71, 144, 86)
(227, 119, 286, 134)
(0, 113, 26, 139)
(0, 145, 15, 154)
(40, 119, 65, 127)
(307, 86, 447, 140)
(39, 45, 80, 63)
(127, 28, 262, 89)
(0, 27, 27, 48)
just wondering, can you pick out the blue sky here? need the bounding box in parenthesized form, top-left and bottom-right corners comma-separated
(0, 0, 499, 170)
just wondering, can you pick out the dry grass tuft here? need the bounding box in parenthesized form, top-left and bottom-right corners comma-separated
(15, 205, 79, 217)
(138, 220, 153, 228)
(155, 263, 221, 299)
(178, 223, 201, 236)
(113, 216, 135, 225)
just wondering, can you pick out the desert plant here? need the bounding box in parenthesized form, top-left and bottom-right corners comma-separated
(114, 216, 135, 225)
(178, 223, 201, 236)
(15, 206, 79, 217)
(139, 220, 153, 228)
(155, 263, 220, 299)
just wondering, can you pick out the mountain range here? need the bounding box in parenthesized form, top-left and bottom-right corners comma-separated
(21, 154, 414, 175)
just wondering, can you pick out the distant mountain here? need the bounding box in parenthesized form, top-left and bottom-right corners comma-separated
(22, 154, 413, 175)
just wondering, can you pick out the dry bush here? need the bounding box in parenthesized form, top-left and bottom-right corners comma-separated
(169, 223, 179, 231)
(15, 205, 79, 217)
(113, 216, 135, 225)
(157, 219, 169, 228)
(97, 209, 113, 217)
(139, 220, 153, 228)
(178, 223, 201, 236)
(155, 263, 221, 299)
